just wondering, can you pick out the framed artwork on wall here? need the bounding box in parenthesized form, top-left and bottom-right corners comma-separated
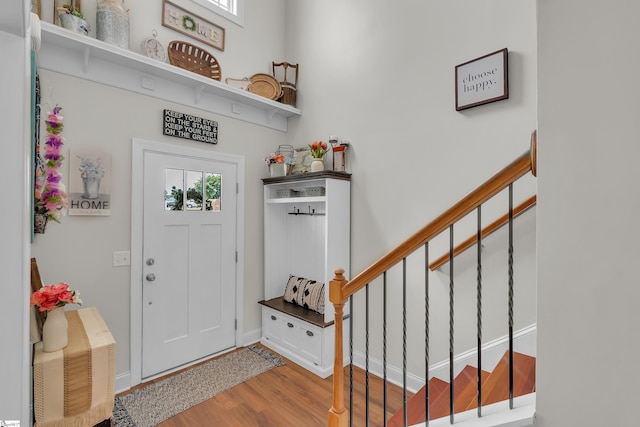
(455, 48, 509, 111)
(68, 149, 112, 216)
(162, 0, 225, 51)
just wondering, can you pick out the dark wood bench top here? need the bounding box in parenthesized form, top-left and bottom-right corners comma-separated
(259, 297, 333, 328)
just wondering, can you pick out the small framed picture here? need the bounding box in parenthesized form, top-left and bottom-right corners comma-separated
(292, 147, 313, 174)
(162, 0, 225, 51)
(455, 48, 508, 111)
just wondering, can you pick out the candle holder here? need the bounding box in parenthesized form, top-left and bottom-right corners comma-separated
(332, 141, 349, 172)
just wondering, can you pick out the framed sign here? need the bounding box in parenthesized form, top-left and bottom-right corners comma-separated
(455, 48, 508, 111)
(162, 0, 225, 51)
(68, 149, 111, 216)
(163, 109, 218, 144)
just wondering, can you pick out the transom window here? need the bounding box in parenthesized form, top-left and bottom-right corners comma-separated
(207, 0, 235, 14)
(190, 0, 244, 27)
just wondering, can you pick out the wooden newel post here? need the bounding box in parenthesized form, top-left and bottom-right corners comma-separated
(328, 268, 348, 427)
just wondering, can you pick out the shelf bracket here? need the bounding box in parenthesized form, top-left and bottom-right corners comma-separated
(82, 46, 90, 74)
(194, 84, 206, 104)
(267, 108, 278, 123)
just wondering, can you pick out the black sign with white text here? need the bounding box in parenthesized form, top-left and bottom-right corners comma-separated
(163, 109, 218, 144)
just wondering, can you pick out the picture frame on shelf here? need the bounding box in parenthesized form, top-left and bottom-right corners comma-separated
(292, 147, 313, 175)
(162, 0, 225, 51)
(455, 48, 508, 111)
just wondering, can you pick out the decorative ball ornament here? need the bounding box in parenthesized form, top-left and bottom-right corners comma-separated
(141, 30, 166, 62)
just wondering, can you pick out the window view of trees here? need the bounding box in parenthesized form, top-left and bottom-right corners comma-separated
(165, 173, 221, 211)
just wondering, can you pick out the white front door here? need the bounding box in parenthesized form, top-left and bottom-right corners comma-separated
(141, 147, 238, 378)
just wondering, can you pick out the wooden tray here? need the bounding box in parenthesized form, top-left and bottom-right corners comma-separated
(248, 73, 282, 100)
(167, 41, 222, 81)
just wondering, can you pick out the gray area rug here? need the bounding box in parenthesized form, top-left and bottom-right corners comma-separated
(113, 345, 285, 427)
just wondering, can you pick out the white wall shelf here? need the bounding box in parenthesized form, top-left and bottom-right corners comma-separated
(36, 22, 301, 132)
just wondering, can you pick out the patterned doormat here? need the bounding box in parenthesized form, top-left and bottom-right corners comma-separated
(113, 345, 285, 427)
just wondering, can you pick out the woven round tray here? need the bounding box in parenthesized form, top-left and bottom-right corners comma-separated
(167, 41, 222, 81)
(248, 73, 282, 100)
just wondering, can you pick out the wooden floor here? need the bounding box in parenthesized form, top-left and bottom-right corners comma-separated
(118, 344, 410, 427)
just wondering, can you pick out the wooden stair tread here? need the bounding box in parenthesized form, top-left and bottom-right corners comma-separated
(454, 368, 490, 413)
(387, 377, 447, 427)
(473, 351, 536, 408)
(387, 352, 536, 424)
(429, 365, 479, 420)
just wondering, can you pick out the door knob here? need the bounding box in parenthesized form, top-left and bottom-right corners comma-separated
(146, 273, 156, 282)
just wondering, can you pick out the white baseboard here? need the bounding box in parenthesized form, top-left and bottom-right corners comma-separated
(352, 324, 536, 394)
(115, 372, 131, 394)
(242, 327, 262, 346)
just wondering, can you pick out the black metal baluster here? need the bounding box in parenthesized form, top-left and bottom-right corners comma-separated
(403, 258, 408, 427)
(366, 283, 370, 426)
(508, 185, 514, 410)
(425, 242, 430, 426)
(449, 225, 455, 424)
(383, 272, 388, 427)
(477, 205, 483, 417)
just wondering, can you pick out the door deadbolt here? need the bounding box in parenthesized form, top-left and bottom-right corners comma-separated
(146, 258, 155, 266)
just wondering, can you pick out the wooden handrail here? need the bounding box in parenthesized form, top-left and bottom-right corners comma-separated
(428, 195, 537, 271)
(330, 131, 537, 306)
(328, 131, 537, 427)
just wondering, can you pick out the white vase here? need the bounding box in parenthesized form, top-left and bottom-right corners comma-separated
(269, 163, 287, 177)
(42, 308, 68, 352)
(310, 159, 325, 172)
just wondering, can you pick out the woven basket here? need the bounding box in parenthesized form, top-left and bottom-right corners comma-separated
(248, 73, 282, 100)
(279, 82, 297, 106)
(305, 187, 325, 197)
(168, 41, 222, 81)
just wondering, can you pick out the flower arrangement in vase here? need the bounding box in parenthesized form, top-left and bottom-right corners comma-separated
(58, 3, 90, 35)
(308, 140, 329, 172)
(34, 105, 69, 233)
(264, 152, 295, 177)
(31, 283, 82, 313)
(31, 283, 82, 352)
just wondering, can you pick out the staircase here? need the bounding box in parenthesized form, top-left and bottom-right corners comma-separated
(388, 351, 536, 427)
(327, 134, 539, 427)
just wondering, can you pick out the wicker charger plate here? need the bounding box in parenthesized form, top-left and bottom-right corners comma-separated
(248, 73, 282, 100)
(167, 41, 222, 81)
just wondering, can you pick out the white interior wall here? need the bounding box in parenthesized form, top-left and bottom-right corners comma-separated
(537, 0, 640, 425)
(286, 0, 538, 373)
(0, 2, 31, 421)
(30, 0, 288, 384)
